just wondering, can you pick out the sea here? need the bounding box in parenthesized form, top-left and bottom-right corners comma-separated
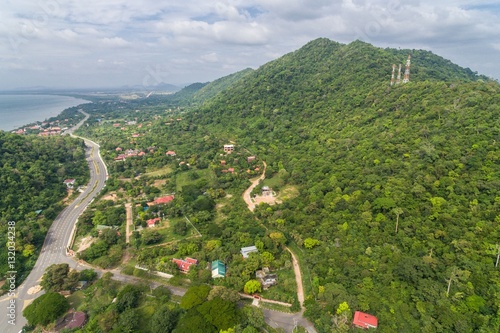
(0, 94, 90, 132)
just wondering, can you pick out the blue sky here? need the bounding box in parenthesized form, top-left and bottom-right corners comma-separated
(0, 0, 499, 90)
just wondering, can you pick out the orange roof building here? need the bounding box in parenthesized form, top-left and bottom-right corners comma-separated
(147, 195, 175, 206)
(353, 311, 378, 329)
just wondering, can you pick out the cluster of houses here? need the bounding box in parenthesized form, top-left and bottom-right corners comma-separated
(13, 119, 75, 136)
(141, 195, 175, 228)
(38, 126, 62, 136)
(114, 148, 146, 161)
(171, 257, 227, 279)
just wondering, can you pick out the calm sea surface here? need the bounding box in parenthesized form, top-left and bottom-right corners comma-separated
(0, 94, 90, 131)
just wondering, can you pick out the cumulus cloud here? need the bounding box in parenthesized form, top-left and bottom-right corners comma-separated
(0, 0, 499, 89)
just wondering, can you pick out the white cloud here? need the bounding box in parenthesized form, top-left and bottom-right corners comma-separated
(0, 0, 499, 89)
(99, 37, 131, 47)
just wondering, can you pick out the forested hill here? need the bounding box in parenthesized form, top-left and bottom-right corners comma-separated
(186, 38, 500, 332)
(167, 68, 254, 106)
(192, 67, 254, 104)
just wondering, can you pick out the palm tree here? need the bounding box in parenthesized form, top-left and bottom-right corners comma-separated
(393, 207, 404, 234)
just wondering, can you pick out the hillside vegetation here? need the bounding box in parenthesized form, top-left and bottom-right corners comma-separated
(0, 132, 89, 290)
(72, 38, 500, 332)
(184, 39, 500, 332)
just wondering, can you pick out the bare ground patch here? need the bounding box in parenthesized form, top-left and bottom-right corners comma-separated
(153, 179, 167, 187)
(76, 235, 95, 252)
(102, 192, 118, 202)
(253, 194, 282, 206)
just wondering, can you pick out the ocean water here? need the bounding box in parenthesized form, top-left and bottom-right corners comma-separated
(0, 94, 90, 131)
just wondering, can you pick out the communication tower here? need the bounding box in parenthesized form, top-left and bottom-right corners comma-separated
(403, 54, 411, 83)
(390, 64, 396, 86)
(396, 64, 402, 85)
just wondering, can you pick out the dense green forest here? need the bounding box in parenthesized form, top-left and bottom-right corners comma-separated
(185, 39, 500, 332)
(0, 132, 89, 289)
(32, 37, 500, 332)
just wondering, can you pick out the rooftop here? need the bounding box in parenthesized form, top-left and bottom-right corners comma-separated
(353, 311, 378, 329)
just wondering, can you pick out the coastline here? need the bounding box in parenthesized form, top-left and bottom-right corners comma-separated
(0, 94, 91, 132)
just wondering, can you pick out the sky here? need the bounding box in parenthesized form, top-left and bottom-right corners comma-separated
(0, 0, 499, 90)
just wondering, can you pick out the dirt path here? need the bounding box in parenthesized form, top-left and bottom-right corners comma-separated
(287, 247, 305, 311)
(243, 161, 267, 211)
(242, 160, 307, 314)
(125, 203, 133, 244)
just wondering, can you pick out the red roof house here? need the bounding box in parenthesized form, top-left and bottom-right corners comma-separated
(172, 257, 198, 272)
(64, 179, 76, 188)
(353, 311, 378, 329)
(147, 217, 161, 228)
(166, 151, 176, 156)
(147, 195, 175, 206)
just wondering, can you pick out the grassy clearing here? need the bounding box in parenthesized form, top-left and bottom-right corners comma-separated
(67, 291, 85, 310)
(260, 268, 297, 304)
(262, 175, 284, 189)
(142, 216, 198, 248)
(175, 169, 215, 191)
(278, 185, 299, 201)
(142, 166, 173, 177)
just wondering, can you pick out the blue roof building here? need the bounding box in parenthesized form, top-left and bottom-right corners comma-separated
(212, 260, 226, 278)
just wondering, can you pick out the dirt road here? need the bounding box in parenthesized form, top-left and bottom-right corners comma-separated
(125, 203, 132, 244)
(242, 160, 314, 331)
(242, 161, 267, 211)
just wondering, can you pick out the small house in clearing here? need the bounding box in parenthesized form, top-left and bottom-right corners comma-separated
(64, 179, 75, 188)
(353, 311, 378, 329)
(241, 246, 258, 259)
(211, 260, 226, 278)
(256, 269, 277, 290)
